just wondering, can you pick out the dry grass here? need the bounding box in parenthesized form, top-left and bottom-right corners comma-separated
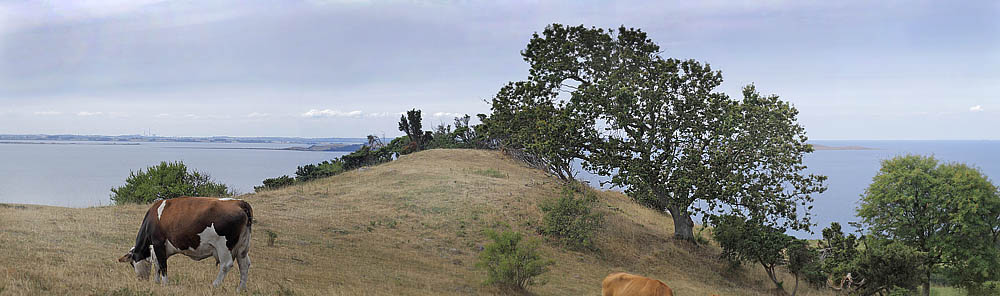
(0, 149, 836, 296)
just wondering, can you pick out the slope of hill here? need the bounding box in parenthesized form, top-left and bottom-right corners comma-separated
(0, 149, 834, 295)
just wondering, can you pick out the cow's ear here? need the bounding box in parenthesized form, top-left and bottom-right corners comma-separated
(118, 253, 131, 263)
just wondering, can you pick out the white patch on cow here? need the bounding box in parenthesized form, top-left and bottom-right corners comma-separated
(157, 200, 167, 219)
(218, 197, 238, 201)
(197, 224, 229, 252)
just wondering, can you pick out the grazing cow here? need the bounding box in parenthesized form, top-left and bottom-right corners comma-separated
(602, 272, 674, 296)
(118, 197, 253, 291)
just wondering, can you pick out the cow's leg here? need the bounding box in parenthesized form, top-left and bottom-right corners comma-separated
(211, 245, 234, 288)
(151, 249, 161, 284)
(153, 244, 168, 286)
(236, 254, 250, 292)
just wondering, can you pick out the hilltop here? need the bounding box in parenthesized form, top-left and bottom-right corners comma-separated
(0, 149, 834, 295)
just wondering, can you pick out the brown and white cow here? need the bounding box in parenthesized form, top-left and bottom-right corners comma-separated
(602, 272, 674, 296)
(118, 197, 253, 291)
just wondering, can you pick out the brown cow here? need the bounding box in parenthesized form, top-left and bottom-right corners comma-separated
(602, 272, 674, 296)
(118, 197, 253, 291)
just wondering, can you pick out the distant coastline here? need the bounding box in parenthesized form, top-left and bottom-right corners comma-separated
(0, 141, 140, 146)
(0, 134, 366, 145)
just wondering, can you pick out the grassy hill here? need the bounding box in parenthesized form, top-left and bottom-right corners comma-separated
(0, 149, 835, 295)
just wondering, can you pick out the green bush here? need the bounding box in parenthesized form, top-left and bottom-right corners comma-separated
(111, 161, 231, 204)
(254, 175, 295, 192)
(476, 229, 553, 290)
(294, 160, 345, 182)
(538, 184, 603, 250)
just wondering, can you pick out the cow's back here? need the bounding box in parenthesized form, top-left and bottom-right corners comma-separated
(152, 197, 251, 251)
(602, 273, 673, 296)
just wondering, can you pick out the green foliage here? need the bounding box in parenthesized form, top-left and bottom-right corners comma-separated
(476, 229, 554, 290)
(480, 80, 593, 181)
(254, 175, 294, 192)
(818, 222, 860, 281)
(858, 155, 1000, 290)
(111, 161, 231, 204)
(786, 240, 825, 294)
(426, 114, 485, 149)
(506, 24, 824, 240)
(294, 160, 345, 182)
(538, 184, 603, 250)
(852, 237, 925, 295)
(398, 109, 431, 150)
(711, 215, 792, 291)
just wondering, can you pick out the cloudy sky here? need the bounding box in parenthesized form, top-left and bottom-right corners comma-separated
(0, 0, 997, 139)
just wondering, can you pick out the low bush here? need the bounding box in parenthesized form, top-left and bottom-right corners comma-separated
(111, 161, 231, 204)
(254, 175, 295, 192)
(295, 160, 345, 182)
(538, 184, 603, 251)
(476, 229, 553, 291)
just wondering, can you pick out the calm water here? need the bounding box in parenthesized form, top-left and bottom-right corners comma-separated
(2, 140, 998, 239)
(0, 141, 348, 207)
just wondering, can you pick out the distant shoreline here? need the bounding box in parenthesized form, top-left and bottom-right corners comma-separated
(0, 134, 367, 145)
(0, 141, 140, 146)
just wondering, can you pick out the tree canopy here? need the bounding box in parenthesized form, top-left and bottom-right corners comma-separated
(490, 24, 825, 240)
(858, 155, 1000, 294)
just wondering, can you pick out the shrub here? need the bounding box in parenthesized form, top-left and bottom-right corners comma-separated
(476, 229, 553, 290)
(538, 184, 603, 250)
(711, 215, 792, 292)
(254, 175, 295, 192)
(265, 229, 277, 247)
(294, 160, 345, 182)
(111, 161, 230, 204)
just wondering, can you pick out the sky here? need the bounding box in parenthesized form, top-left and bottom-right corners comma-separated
(0, 0, 997, 139)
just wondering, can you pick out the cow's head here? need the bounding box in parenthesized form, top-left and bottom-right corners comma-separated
(118, 247, 152, 280)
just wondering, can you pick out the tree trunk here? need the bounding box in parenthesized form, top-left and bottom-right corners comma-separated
(922, 268, 930, 296)
(764, 266, 787, 295)
(668, 206, 695, 241)
(791, 274, 799, 296)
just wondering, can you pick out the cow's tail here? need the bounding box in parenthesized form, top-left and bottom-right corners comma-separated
(238, 200, 253, 232)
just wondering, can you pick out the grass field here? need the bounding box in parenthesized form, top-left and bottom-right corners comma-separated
(1, 149, 837, 295)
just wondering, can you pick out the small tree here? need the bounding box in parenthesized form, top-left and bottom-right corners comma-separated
(711, 215, 792, 293)
(398, 109, 429, 150)
(786, 240, 824, 295)
(858, 155, 1000, 294)
(476, 230, 554, 291)
(111, 161, 230, 204)
(818, 222, 860, 284)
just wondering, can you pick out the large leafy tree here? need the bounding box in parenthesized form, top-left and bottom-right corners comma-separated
(858, 155, 1000, 295)
(517, 24, 824, 240)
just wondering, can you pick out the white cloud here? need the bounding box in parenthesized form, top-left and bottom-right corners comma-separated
(76, 111, 103, 116)
(364, 111, 405, 118)
(33, 111, 62, 116)
(432, 112, 462, 118)
(246, 112, 269, 118)
(301, 109, 362, 118)
(154, 113, 170, 118)
(970, 105, 984, 112)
